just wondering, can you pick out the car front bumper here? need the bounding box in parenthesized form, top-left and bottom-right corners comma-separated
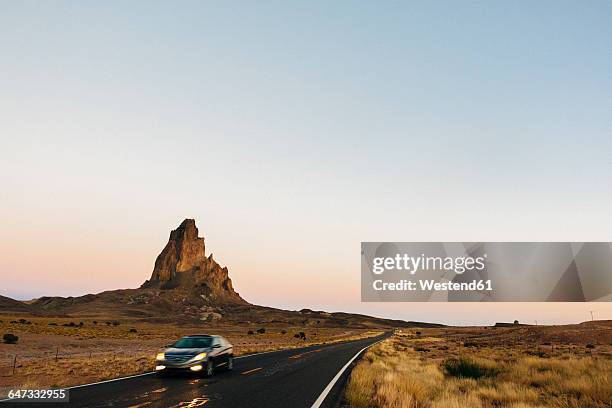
(156, 357, 208, 371)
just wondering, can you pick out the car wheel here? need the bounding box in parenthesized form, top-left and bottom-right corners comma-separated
(205, 360, 214, 377)
(227, 356, 234, 371)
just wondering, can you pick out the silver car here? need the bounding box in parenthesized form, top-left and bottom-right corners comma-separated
(155, 334, 234, 376)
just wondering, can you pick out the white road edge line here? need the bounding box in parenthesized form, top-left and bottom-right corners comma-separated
(69, 371, 155, 390)
(310, 338, 384, 408)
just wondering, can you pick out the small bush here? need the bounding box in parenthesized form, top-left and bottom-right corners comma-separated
(294, 333, 300, 338)
(256, 328, 266, 334)
(106, 321, 112, 326)
(93, 321, 98, 325)
(281, 330, 287, 334)
(443, 357, 499, 379)
(3, 333, 18, 344)
(19, 319, 27, 324)
(526, 350, 548, 358)
(112, 321, 120, 326)
(514, 320, 519, 325)
(415, 331, 422, 336)
(463, 341, 479, 348)
(247, 330, 254, 335)
(586, 344, 595, 349)
(48, 322, 57, 326)
(129, 328, 137, 333)
(78, 322, 84, 327)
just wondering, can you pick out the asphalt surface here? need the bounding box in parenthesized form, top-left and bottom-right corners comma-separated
(5, 332, 389, 408)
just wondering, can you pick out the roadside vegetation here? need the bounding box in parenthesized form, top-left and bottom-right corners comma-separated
(346, 324, 611, 408)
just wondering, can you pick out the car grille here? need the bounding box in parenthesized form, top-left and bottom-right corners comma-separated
(164, 354, 192, 364)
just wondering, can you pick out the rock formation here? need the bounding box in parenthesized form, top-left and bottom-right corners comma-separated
(142, 219, 246, 304)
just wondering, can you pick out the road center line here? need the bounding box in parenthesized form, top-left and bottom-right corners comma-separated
(240, 367, 263, 375)
(290, 349, 322, 359)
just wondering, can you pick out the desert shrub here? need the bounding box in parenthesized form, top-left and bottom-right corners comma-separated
(514, 320, 519, 325)
(525, 350, 548, 358)
(586, 344, 595, 349)
(299, 331, 306, 340)
(10, 321, 18, 324)
(256, 328, 266, 334)
(463, 341, 479, 348)
(416, 331, 422, 336)
(63, 322, 76, 327)
(415, 347, 429, 352)
(78, 322, 84, 327)
(443, 357, 499, 379)
(93, 321, 98, 325)
(19, 318, 27, 324)
(48, 322, 57, 326)
(3, 333, 18, 344)
(294, 333, 300, 338)
(281, 330, 287, 334)
(129, 328, 137, 333)
(112, 321, 120, 326)
(247, 330, 254, 335)
(106, 321, 112, 326)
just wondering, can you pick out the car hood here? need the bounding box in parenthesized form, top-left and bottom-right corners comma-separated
(164, 347, 211, 355)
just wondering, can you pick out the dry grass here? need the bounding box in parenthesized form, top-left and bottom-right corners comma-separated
(346, 327, 612, 408)
(0, 314, 381, 393)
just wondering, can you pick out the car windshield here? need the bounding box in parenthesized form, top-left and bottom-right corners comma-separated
(172, 337, 213, 348)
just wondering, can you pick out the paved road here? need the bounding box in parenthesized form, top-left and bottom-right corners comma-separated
(5, 333, 389, 408)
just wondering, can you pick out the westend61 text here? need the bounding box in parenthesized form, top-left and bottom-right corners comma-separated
(372, 279, 493, 292)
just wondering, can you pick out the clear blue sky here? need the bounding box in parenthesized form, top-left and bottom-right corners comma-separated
(1, 1, 611, 324)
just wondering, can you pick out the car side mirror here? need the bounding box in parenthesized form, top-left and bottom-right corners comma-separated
(213, 344, 221, 348)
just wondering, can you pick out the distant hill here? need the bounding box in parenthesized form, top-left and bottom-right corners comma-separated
(0, 294, 33, 314)
(0, 219, 443, 329)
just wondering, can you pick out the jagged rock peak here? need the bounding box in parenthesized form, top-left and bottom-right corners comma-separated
(142, 219, 246, 304)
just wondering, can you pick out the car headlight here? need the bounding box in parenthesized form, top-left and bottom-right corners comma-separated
(193, 352, 207, 361)
(156, 352, 165, 361)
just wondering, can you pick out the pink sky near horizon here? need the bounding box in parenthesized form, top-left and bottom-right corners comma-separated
(1, 214, 610, 326)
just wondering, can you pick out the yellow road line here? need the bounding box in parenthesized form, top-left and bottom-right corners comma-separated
(240, 367, 263, 375)
(289, 349, 322, 359)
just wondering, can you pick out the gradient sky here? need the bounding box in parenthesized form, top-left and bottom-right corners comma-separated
(1, 1, 611, 325)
